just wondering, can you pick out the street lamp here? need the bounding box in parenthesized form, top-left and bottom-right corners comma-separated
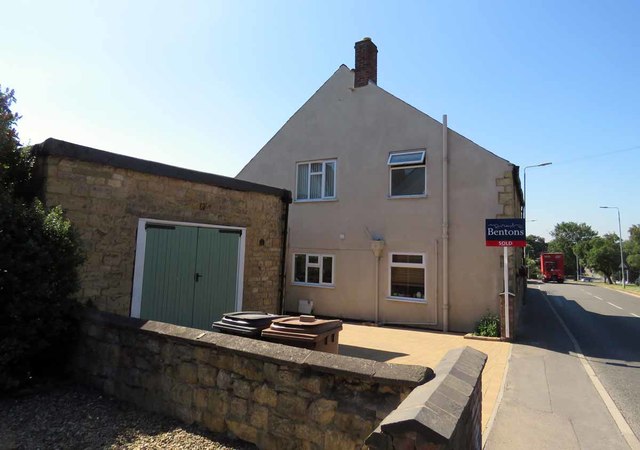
(599, 206, 626, 288)
(523, 163, 552, 280)
(523, 163, 552, 224)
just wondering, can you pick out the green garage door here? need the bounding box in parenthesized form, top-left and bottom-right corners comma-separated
(140, 224, 241, 330)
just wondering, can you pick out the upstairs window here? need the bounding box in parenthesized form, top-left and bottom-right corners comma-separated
(388, 150, 426, 198)
(296, 160, 336, 201)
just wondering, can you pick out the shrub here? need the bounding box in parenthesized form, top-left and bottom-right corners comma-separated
(0, 85, 84, 391)
(0, 193, 84, 390)
(474, 312, 500, 337)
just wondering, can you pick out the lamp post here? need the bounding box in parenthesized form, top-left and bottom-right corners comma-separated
(599, 206, 626, 288)
(523, 163, 552, 280)
(523, 162, 552, 224)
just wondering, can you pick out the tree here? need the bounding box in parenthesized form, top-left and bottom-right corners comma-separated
(548, 222, 598, 278)
(526, 234, 547, 260)
(585, 234, 620, 284)
(0, 85, 83, 391)
(625, 224, 640, 283)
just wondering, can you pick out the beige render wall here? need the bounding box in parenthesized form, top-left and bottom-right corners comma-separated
(37, 155, 286, 317)
(238, 66, 521, 332)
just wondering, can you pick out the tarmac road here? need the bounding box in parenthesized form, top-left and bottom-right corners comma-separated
(539, 281, 640, 442)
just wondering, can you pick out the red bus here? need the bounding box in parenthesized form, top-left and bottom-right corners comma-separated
(541, 252, 565, 283)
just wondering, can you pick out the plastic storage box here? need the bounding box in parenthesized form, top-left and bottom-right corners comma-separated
(261, 315, 343, 353)
(212, 311, 287, 338)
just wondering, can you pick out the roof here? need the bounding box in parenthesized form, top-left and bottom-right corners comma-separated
(32, 138, 292, 202)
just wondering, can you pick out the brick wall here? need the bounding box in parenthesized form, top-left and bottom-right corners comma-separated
(33, 145, 288, 317)
(74, 310, 432, 449)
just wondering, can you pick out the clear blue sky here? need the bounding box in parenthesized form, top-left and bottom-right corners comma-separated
(2, 0, 638, 240)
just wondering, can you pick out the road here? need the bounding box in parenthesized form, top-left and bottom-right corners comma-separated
(538, 281, 640, 441)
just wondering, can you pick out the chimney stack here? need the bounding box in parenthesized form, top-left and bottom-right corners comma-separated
(354, 37, 377, 88)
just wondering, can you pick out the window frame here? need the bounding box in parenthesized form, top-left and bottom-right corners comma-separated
(388, 252, 426, 303)
(388, 150, 427, 199)
(295, 159, 337, 202)
(292, 253, 335, 288)
(387, 150, 426, 166)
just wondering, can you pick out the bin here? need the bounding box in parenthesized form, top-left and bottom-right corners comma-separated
(261, 315, 343, 353)
(212, 311, 287, 338)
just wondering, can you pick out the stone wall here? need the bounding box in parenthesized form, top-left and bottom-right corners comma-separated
(74, 310, 433, 450)
(366, 347, 487, 450)
(32, 138, 289, 316)
(496, 167, 525, 337)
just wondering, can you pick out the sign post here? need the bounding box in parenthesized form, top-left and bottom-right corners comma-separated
(485, 218, 526, 339)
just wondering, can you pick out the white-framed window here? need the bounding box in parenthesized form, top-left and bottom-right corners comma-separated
(293, 253, 334, 287)
(296, 159, 336, 201)
(389, 253, 426, 302)
(388, 150, 426, 198)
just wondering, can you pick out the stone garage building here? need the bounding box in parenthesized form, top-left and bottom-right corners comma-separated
(32, 138, 291, 329)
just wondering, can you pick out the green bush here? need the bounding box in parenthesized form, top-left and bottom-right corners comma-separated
(0, 193, 84, 390)
(474, 312, 500, 337)
(0, 85, 84, 391)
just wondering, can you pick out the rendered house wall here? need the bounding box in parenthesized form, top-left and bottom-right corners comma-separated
(238, 66, 522, 332)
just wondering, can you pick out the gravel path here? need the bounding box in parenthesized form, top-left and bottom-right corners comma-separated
(0, 384, 256, 450)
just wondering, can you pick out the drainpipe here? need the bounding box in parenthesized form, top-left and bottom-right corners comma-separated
(278, 191, 292, 315)
(371, 240, 385, 325)
(442, 114, 450, 333)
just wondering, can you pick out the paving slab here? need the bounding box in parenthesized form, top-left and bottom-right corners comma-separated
(339, 323, 510, 434)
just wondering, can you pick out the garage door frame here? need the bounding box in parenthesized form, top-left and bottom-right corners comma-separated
(130, 218, 246, 319)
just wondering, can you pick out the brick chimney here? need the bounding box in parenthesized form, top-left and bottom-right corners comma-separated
(354, 37, 377, 88)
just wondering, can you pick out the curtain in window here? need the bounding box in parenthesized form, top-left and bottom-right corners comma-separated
(297, 164, 309, 200)
(324, 162, 335, 198)
(391, 267, 425, 298)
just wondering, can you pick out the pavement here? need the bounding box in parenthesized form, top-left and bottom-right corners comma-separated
(338, 322, 511, 434)
(485, 283, 634, 449)
(540, 281, 640, 445)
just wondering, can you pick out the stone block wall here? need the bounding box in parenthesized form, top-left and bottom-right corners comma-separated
(496, 167, 525, 335)
(32, 138, 289, 316)
(366, 347, 487, 450)
(74, 310, 433, 450)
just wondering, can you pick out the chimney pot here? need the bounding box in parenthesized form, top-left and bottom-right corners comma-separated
(354, 38, 377, 88)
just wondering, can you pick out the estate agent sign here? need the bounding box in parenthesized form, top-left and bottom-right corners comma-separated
(485, 217, 525, 340)
(485, 218, 526, 247)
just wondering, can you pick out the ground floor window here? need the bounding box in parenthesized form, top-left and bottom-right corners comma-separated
(293, 253, 334, 286)
(389, 253, 425, 301)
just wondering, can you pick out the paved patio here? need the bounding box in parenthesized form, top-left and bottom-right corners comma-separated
(339, 323, 511, 434)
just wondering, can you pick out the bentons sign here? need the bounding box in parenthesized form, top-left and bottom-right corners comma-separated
(485, 218, 526, 247)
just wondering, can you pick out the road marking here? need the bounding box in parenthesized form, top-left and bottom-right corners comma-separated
(632, 313, 640, 318)
(607, 302, 623, 310)
(594, 296, 603, 300)
(541, 291, 640, 449)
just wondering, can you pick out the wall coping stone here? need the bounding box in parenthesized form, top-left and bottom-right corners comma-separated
(32, 138, 292, 202)
(366, 346, 487, 446)
(82, 309, 433, 387)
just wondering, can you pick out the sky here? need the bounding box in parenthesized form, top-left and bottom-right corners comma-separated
(2, 0, 639, 240)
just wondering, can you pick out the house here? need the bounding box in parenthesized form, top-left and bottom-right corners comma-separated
(237, 38, 524, 333)
(32, 138, 291, 330)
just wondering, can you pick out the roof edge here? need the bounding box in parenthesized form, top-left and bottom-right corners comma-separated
(32, 138, 292, 203)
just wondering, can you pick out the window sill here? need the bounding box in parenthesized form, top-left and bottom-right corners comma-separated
(294, 198, 338, 203)
(292, 282, 335, 289)
(388, 194, 427, 200)
(386, 296, 427, 304)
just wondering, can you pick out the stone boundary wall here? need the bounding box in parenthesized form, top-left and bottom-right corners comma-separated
(74, 310, 433, 449)
(366, 347, 487, 450)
